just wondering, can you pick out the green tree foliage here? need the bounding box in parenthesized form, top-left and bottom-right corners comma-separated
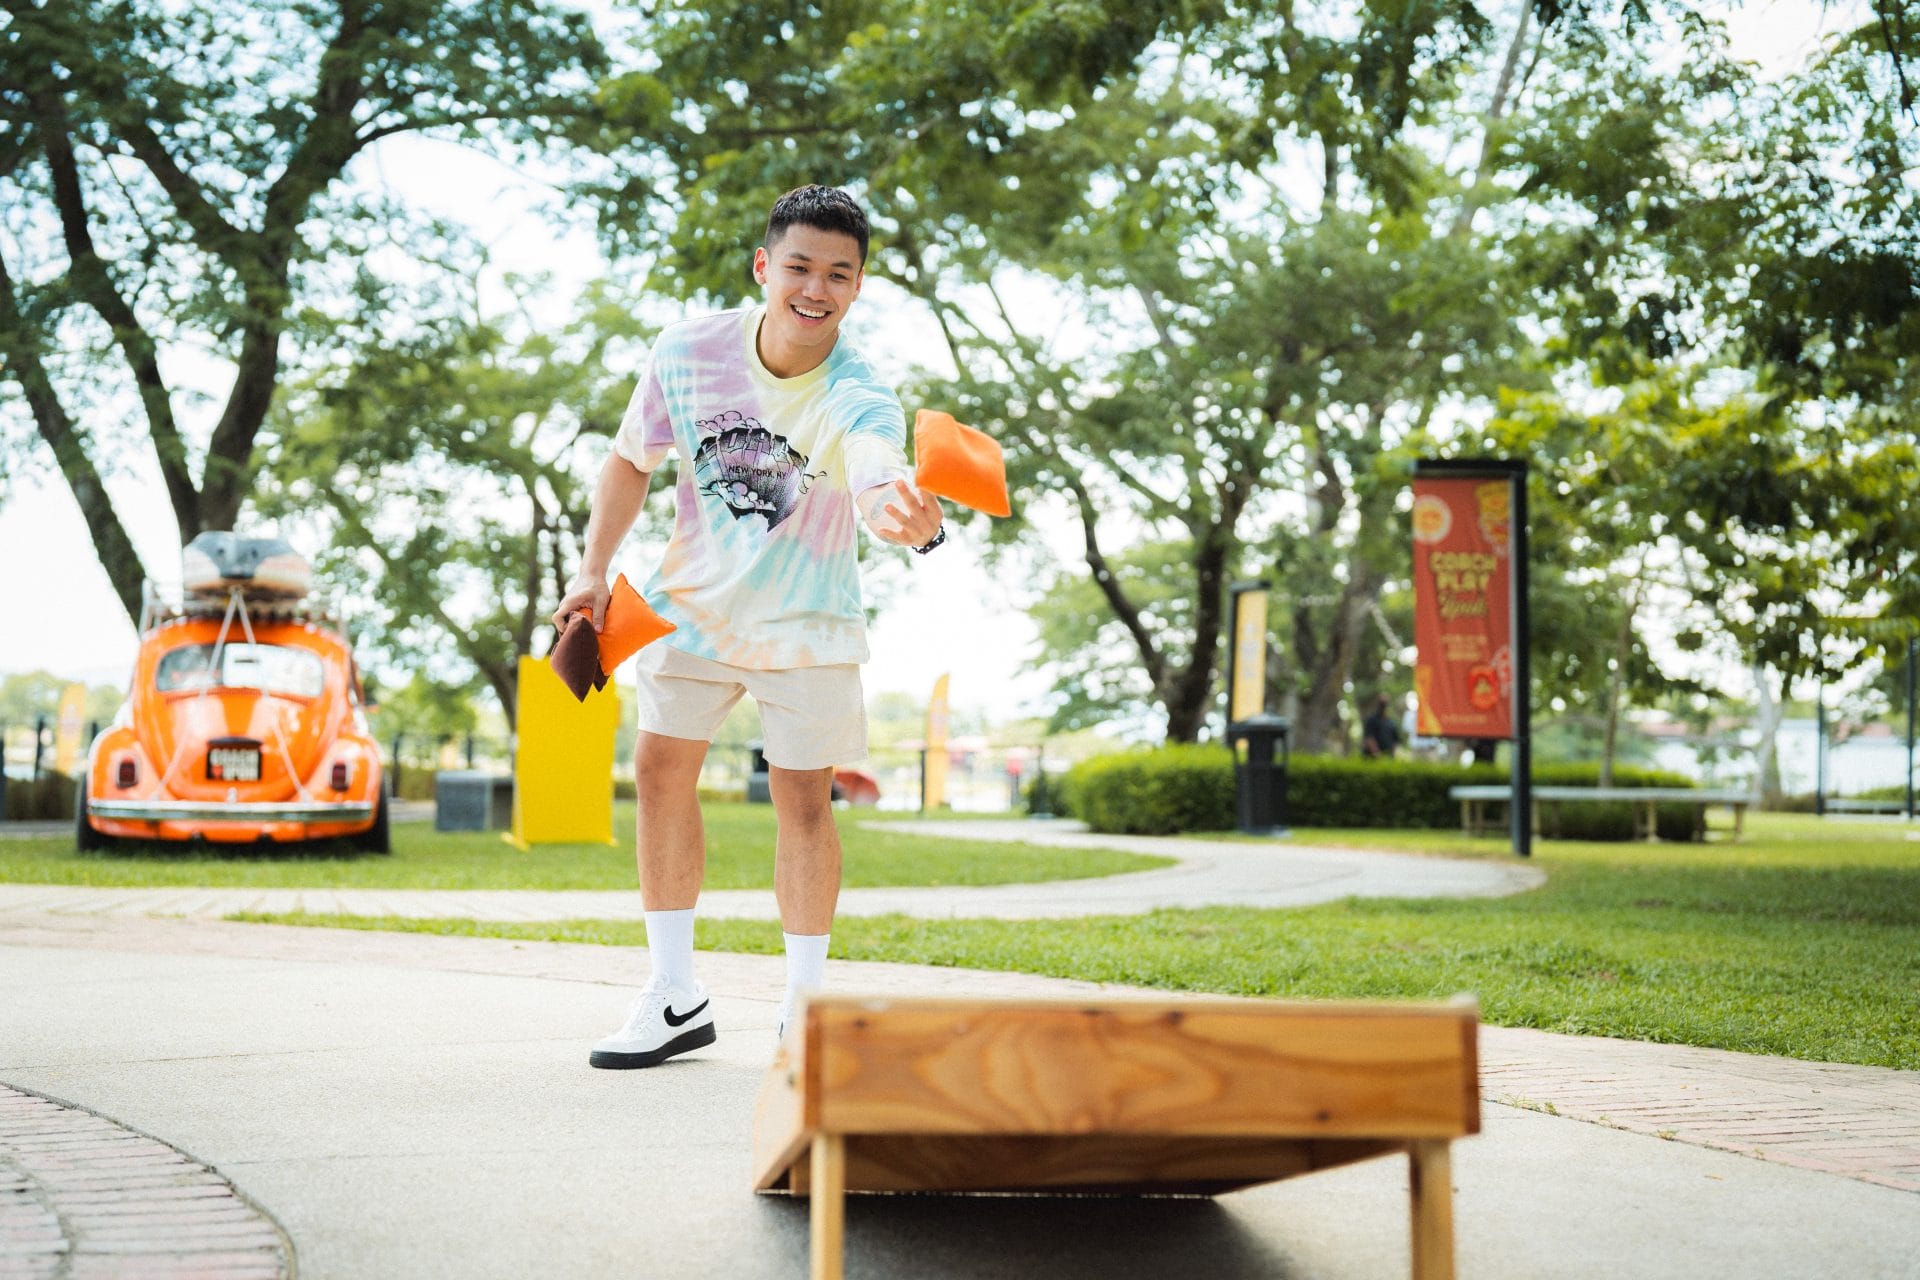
(1489, 7, 1919, 692)
(0, 0, 613, 623)
(256, 278, 666, 725)
(610, 0, 1537, 745)
(0, 671, 120, 730)
(364, 669, 476, 745)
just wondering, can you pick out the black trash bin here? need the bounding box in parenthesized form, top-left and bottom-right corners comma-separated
(436, 771, 513, 831)
(436, 771, 489, 831)
(1227, 714, 1290, 836)
(745, 742, 771, 804)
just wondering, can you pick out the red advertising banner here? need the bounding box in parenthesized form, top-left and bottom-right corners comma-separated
(1412, 476, 1516, 739)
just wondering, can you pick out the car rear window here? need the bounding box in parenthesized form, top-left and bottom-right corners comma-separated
(155, 644, 326, 699)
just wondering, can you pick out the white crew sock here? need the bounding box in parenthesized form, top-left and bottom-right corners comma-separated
(644, 909, 698, 992)
(782, 931, 830, 1015)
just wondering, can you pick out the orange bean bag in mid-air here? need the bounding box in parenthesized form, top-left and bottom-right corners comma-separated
(913, 410, 1011, 518)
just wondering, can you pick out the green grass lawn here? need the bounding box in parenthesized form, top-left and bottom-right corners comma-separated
(0, 803, 1165, 890)
(235, 813, 1920, 1068)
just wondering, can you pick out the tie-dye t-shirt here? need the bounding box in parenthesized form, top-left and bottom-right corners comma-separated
(610, 305, 911, 669)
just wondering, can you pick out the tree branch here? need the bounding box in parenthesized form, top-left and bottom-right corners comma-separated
(1062, 469, 1165, 690)
(332, 496, 522, 724)
(0, 243, 149, 624)
(113, 121, 251, 265)
(204, 0, 379, 531)
(20, 69, 201, 537)
(8, 0, 251, 265)
(1128, 271, 1184, 364)
(1450, 0, 1536, 238)
(519, 482, 547, 661)
(355, 109, 514, 148)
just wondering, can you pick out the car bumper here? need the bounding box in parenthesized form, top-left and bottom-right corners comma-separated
(89, 799, 376, 823)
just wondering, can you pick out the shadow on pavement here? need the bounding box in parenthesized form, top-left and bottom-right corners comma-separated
(758, 1192, 1299, 1279)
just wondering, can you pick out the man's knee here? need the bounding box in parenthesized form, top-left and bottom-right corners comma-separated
(769, 766, 835, 827)
(633, 733, 705, 806)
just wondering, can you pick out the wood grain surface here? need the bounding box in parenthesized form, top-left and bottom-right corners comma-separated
(754, 994, 1478, 1194)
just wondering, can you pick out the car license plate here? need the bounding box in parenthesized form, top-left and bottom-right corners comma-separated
(207, 741, 261, 782)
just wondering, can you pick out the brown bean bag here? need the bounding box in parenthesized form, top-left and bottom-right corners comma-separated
(548, 612, 605, 702)
(548, 574, 677, 703)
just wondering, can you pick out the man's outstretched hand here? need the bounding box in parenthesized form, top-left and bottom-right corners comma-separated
(858, 479, 944, 548)
(553, 574, 610, 634)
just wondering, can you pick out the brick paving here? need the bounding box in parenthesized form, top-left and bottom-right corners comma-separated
(1479, 1025, 1920, 1193)
(0, 1084, 290, 1279)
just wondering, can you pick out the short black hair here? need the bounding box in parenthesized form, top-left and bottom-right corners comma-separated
(764, 185, 870, 265)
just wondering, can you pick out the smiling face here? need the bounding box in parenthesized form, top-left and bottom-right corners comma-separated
(752, 223, 864, 378)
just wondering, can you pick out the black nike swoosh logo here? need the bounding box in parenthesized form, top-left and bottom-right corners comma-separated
(664, 999, 709, 1027)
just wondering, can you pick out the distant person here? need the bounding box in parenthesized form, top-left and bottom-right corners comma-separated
(1362, 693, 1402, 759)
(1468, 737, 1498, 766)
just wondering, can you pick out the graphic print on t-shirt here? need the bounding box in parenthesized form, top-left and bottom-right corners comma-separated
(691, 410, 823, 532)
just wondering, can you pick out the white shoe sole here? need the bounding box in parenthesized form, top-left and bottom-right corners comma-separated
(588, 1021, 716, 1069)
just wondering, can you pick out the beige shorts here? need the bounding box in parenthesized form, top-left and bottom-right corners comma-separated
(629, 642, 866, 770)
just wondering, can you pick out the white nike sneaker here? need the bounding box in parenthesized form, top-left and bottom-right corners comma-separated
(590, 982, 716, 1069)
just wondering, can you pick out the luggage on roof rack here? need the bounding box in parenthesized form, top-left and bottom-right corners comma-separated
(181, 531, 312, 600)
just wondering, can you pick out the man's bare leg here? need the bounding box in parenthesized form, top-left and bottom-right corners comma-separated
(588, 731, 716, 1068)
(771, 765, 840, 932)
(771, 765, 839, 1036)
(633, 731, 710, 909)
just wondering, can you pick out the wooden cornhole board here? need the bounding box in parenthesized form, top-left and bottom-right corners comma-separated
(753, 994, 1480, 1280)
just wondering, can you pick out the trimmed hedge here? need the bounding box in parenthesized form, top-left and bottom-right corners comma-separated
(1062, 748, 1706, 841)
(3, 770, 77, 822)
(1062, 745, 1239, 836)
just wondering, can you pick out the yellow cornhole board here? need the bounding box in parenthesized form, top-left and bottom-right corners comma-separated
(507, 654, 619, 849)
(754, 994, 1480, 1280)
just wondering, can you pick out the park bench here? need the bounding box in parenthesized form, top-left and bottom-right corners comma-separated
(754, 993, 1481, 1280)
(1823, 797, 1915, 816)
(1447, 784, 1754, 842)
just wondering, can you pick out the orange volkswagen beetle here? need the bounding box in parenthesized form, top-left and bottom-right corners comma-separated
(79, 532, 390, 852)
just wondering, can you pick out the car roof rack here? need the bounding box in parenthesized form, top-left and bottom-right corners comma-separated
(140, 581, 352, 639)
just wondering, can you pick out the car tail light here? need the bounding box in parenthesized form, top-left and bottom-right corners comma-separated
(330, 762, 350, 791)
(116, 758, 137, 789)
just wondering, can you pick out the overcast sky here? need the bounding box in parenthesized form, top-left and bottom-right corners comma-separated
(0, 1, 1862, 721)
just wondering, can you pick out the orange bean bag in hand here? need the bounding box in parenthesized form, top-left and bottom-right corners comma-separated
(913, 410, 1011, 518)
(547, 574, 676, 703)
(597, 573, 675, 671)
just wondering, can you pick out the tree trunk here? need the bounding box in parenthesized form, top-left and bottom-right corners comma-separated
(1450, 0, 1537, 238)
(481, 658, 520, 734)
(1750, 664, 1786, 806)
(1159, 505, 1240, 744)
(1292, 562, 1387, 753)
(0, 252, 150, 624)
(1598, 597, 1636, 786)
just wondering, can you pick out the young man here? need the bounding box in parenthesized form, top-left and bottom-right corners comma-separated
(553, 185, 944, 1069)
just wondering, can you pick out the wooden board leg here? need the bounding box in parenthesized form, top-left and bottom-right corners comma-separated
(1409, 1140, 1454, 1280)
(810, 1132, 845, 1280)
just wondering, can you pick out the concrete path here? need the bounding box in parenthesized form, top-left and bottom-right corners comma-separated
(0, 819, 1544, 922)
(2, 911, 1915, 1279)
